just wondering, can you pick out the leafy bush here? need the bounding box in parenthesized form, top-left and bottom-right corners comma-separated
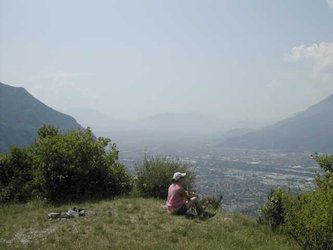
(315, 171, 333, 190)
(0, 125, 132, 203)
(259, 153, 333, 249)
(257, 187, 290, 229)
(311, 152, 333, 172)
(283, 188, 333, 249)
(313, 153, 333, 190)
(37, 124, 59, 139)
(135, 156, 195, 199)
(0, 147, 33, 203)
(32, 126, 132, 203)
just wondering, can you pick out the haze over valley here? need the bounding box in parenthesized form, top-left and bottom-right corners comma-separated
(1, 81, 330, 214)
(1, 1, 333, 214)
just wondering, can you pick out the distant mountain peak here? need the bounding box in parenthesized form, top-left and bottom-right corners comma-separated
(221, 93, 333, 153)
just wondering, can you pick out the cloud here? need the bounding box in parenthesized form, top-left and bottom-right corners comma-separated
(284, 42, 333, 74)
(281, 42, 333, 107)
(327, 0, 333, 9)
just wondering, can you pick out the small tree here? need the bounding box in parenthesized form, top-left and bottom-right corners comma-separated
(312, 153, 333, 189)
(37, 124, 59, 139)
(311, 152, 333, 172)
(0, 147, 33, 202)
(135, 156, 196, 199)
(283, 188, 333, 249)
(0, 125, 132, 203)
(259, 153, 333, 249)
(257, 187, 290, 229)
(32, 126, 132, 203)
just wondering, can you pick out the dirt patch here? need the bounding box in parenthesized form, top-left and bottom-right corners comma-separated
(4, 226, 57, 245)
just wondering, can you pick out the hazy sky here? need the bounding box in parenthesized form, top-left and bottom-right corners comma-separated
(1, 0, 333, 124)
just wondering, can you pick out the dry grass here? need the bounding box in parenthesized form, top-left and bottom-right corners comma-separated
(0, 198, 299, 249)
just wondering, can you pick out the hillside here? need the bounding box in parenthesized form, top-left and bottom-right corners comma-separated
(0, 198, 299, 249)
(0, 82, 82, 152)
(221, 93, 333, 152)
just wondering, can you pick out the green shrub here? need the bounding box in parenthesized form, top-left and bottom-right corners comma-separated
(31, 126, 132, 203)
(0, 147, 33, 203)
(257, 187, 290, 229)
(283, 188, 333, 249)
(0, 125, 132, 203)
(311, 152, 333, 172)
(37, 124, 60, 139)
(259, 154, 333, 249)
(135, 156, 195, 199)
(315, 171, 333, 190)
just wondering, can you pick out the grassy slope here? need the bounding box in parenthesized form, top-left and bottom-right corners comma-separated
(0, 198, 299, 250)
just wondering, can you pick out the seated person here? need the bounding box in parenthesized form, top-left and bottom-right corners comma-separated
(166, 172, 214, 218)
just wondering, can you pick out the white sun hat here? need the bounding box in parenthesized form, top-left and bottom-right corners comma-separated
(173, 172, 186, 181)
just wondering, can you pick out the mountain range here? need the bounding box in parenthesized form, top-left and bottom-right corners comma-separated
(2, 81, 333, 153)
(0, 82, 82, 152)
(221, 93, 333, 153)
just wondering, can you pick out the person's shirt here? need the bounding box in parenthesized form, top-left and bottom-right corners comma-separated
(166, 183, 187, 210)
